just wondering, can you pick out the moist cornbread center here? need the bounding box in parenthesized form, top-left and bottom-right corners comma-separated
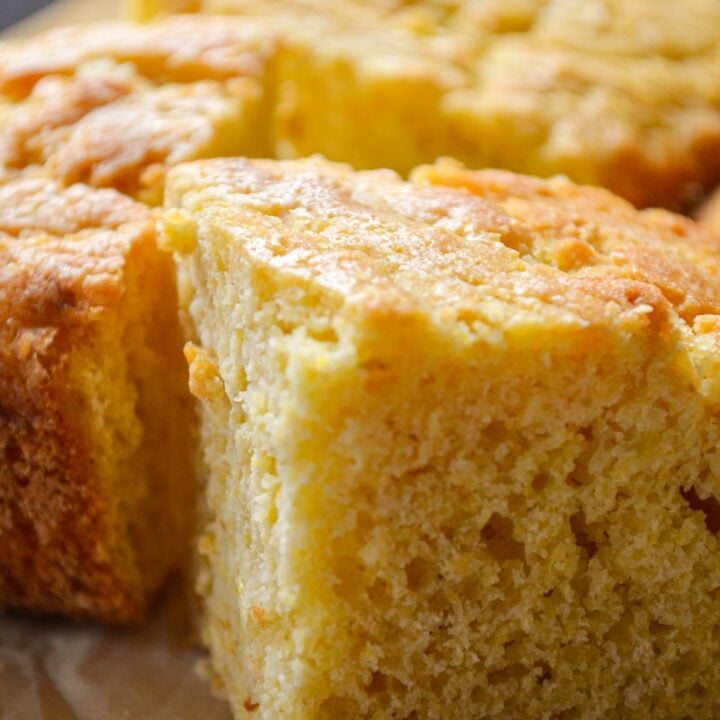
(163, 156, 720, 720)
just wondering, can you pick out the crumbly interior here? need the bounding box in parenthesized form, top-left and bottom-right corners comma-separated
(273, 23, 469, 176)
(0, 181, 195, 621)
(165, 158, 720, 719)
(88, 232, 197, 609)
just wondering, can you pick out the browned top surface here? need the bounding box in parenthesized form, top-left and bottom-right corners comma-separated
(0, 178, 151, 330)
(0, 15, 275, 201)
(167, 157, 720, 360)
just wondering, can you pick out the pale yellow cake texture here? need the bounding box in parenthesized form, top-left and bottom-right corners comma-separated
(272, 13, 472, 178)
(128, 0, 720, 209)
(0, 179, 195, 622)
(0, 15, 278, 203)
(164, 156, 720, 719)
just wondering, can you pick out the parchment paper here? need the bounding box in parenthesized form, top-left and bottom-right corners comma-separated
(0, 587, 232, 720)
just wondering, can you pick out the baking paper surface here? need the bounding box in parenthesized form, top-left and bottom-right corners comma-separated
(0, 588, 232, 720)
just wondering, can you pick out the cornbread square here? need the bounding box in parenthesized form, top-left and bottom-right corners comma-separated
(0, 16, 277, 203)
(0, 179, 195, 622)
(128, 1, 720, 209)
(165, 157, 720, 719)
(123, 2, 473, 176)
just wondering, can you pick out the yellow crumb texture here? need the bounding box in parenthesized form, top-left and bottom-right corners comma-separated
(128, 0, 720, 209)
(165, 156, 720, 719)
(0, 179, 195, 622)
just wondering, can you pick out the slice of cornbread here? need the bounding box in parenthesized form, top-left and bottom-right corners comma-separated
(0, 179, 195, 622)
(165, 157, 720, 719)
(120, 2, 473, 177)
(0, 16, 277, 203)
(443, 37, 720, 210)
(126, 1, 720, 210)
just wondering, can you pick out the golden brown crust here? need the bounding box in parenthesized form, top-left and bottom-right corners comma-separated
(26, 77, 261, 201)
(0, 179, 156, 622)
(0, 17, 273, 203)
(167, 157, 720, 408)
(167, 157, 720, 330)
(0, 15, 276, 98)
(0, 177, 150, 235)
(414, 164, 720, 326)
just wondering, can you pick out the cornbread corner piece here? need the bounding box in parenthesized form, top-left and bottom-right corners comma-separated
(0, 179, 195, 623)
(443, 36, 720, 210)
(164, 156, 720, 719)
(440, 0, 720, 210)
(0, 15, 277, 203)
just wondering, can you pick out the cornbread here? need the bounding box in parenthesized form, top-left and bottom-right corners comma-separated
(272, 16, 471, 176)
(128, 1, 720, 209)
(0, 179, 195, 622)
(164, 156, 720, 719)
(0, 15, 277, 203)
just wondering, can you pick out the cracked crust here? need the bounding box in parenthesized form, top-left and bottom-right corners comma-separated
(165, 156, 720, 343)
(0, 16, 276, 203)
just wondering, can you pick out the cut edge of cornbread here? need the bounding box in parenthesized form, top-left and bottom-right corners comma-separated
(0, 180, 196, 622)
(164, 157, 720, 718)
